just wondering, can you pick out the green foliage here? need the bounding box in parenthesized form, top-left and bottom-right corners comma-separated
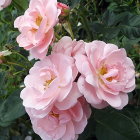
(0, 90, 25, 127)
(13, 0, 28, 10)
(95, 108, 140, 140)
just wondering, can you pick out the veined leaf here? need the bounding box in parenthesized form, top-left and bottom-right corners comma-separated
(94, 109, 140, 140)
(0, 90, 25, 127)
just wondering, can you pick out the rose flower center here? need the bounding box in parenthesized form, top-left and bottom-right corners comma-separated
(99, 66, 113, 82)
(30, 15, 43, 33)
(99, 66, 107, 75)
(36, 15, 43, 26)
(44, 77, 55, 90)
(50, 111, 59, 118)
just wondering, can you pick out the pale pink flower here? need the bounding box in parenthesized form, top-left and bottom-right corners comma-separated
(0, 0, 12, 10)
(14, 0, 60, 59)
(57, 2, 70, 16)
(75, 41, 135, 109)
(52, 36, 85, 57)
(26, 97, 91, 140)
(20, 53, 80, 117)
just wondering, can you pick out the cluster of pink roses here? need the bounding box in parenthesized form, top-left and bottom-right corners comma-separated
(14, 0, 135, 140)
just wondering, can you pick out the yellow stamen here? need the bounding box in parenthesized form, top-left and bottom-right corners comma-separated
(50, 111, 59, 118)
(44, 79, 54, 87)
(99, 66, 113, 82)
(30, 28, 37, 33)
(44, 77, 56, 90)
(100, 67, 107, 75)
(36, 16, 42, 26)
(106, 77, 113, 82)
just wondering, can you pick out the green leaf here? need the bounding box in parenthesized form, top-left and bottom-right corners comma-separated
(0, 90, 25, 127)
(103, 27, 120, 40)
(70, 0, 81, 8)
(121, 14, 140, 27)
(94, 108, 140, 140)
(102, 11, 140, 39)
(121, 25, 140, 39)
(91, 22, 120, 40)
(13, 0, 28, 10)
(63, 22, 74, 39)
(78, 113, 95, 140)
(0, 71, 7, 96)
(102, 11, 128, 26)
(96, 123, 129, 140)
(122, 37, 140, 50)
(0, 71, 6, 88)
(102, 10, 116, 26)
(120, 13, 140, 39)
(91, 22, 105, 33)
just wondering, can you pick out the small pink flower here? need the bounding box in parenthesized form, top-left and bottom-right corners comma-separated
(26, 97, 91, 140)
(0, 0, 12, 10)
(20, 53, 79, 117)
(57, 2, 70, 16)
(14, 0, 60, 59)
(52, 36, 85, 57)
(75, 41, 135, 109)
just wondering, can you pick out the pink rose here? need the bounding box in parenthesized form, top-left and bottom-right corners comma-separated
(14, 0, 60, 59)
(0, 0, 12, 10)
(20, 53, 80, 117)
(75, 41, 135, 109)
(52, 36, 85, 57)
(57, 2, 70, 16)
(27, 97, 91, 140)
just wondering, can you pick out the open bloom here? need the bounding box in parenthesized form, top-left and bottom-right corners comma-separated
(27, 97, 91, 140)
(52, 36, 85, 57)
(75, 41, 135, 109)
(14, 0, 60, 59)
(0, 0, 12, 10)
(21, 53, 80, 117)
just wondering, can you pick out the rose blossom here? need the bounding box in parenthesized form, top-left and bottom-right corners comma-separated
(14, 0, 60, 59)
(26, 97, 91, 140)
(52, 36, 85, 57)
(20, 53, 80, 117)
(75, 41, 135, 109)
(0, 0, 12, 10)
